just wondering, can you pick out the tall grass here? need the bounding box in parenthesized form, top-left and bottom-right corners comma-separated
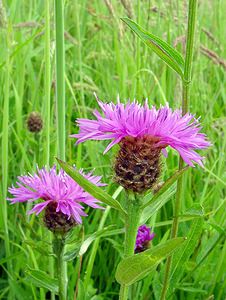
(55, 0, 65, 161)
(1, 8, 12, 287)
(0, 1, 225, 299)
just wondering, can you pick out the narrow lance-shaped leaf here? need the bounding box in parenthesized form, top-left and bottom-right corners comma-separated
(122, 17, 185, 78)
(56, 158, 126, 215)
(115, 237, 185, 285)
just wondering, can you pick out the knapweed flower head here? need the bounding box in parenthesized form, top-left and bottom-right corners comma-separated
(8, 166, 105, 233)
(72, 96, 210, 193)
(27, 112, 43, 133)
(135, 224, 155, 253)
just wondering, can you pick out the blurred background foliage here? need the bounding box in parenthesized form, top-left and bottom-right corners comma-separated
(0, 0, 225, 299)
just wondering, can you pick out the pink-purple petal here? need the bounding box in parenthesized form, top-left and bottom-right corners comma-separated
(72, 97, 210, 166)
(8, 166, 105, 223)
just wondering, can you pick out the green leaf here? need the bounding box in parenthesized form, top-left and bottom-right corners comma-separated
(25, 267, 59, 293)
(115, 237, 185, 285)
(122, 18, 185, 77)
(56, 158, 126, 215)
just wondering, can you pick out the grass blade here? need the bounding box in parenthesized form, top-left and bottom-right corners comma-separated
(55, 0, 65, 161)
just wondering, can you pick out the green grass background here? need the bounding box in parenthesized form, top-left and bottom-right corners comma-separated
(0, 0, 225, 299)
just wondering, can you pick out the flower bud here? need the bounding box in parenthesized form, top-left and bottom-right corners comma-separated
(27, 112, 43, 133)
(135, 224, 155, 253)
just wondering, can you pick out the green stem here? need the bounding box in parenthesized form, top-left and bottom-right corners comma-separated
(53, 235, 67, 300)
(160, 1, 197, 299)
(119, 194, 141, 300)
(55, 0, 65, 161)
(182, 0, 198, 114)
(44, 0, 51, 166)
(136, 0, 141, 97)
(45, 2, 55, 299)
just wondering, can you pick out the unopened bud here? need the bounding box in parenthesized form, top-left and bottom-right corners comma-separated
(27, 112, 43, 133)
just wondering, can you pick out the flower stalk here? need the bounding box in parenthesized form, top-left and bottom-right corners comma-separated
(160, 1, 198, 299)
(53, 235, 67, 300)
(119, 194, 142, 300)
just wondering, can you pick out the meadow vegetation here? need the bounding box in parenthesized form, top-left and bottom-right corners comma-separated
(0, 1, 225, 299)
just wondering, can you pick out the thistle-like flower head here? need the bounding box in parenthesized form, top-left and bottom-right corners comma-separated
(72, 97, 210, 167)
(8, 166, 105, 228)
(27, 112, 43, 133)
(135, 224, 155, 253)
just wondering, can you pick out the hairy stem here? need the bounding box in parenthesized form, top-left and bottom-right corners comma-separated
(119, 194, 141, 300)
(53, 235, 67, 300)
(160, 1, 198, 299)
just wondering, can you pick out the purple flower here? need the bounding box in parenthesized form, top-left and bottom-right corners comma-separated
(8, 166, 105, 224)
(135, 225, 155, 253)
(71, 97, 211, 167)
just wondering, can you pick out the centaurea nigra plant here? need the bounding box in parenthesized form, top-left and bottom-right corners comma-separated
(70, 95, 210, 299)
(8, 166, 105, 299)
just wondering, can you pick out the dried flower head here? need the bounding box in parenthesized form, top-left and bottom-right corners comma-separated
(135, 224, 155, 253)
(71, 97, 210, 192)
(8, 166, 105, 233)
(27, 112, 43, 133)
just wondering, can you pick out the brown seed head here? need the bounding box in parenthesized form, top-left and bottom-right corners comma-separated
(114, 136, 162, 193)
(43, 202, 77, 234)
(27, 112, 43, 133)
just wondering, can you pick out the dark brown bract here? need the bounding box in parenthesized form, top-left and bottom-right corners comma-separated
(43, 202, 77, 234)
(114, 136, 162, 193)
